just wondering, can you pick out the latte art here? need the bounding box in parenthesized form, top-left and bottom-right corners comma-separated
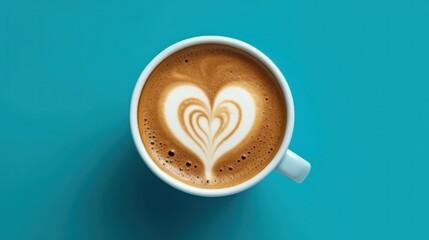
(137, 44, 286, 188)
(164, 84, 256, 179)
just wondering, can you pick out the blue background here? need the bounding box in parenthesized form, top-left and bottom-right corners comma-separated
(1, 0, 428, 239)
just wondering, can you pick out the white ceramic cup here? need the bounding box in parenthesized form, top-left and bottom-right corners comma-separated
(130, 36, 311, 197)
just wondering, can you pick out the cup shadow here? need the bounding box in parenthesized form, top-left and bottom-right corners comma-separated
(70, 125, 249, 239)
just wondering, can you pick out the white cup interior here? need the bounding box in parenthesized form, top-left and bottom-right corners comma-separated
(130, 36, 295, 197)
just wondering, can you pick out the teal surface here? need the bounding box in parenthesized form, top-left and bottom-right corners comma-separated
(1, 0, 428, 239)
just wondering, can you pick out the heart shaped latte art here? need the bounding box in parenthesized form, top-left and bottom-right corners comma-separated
(164, 84, 256, 179)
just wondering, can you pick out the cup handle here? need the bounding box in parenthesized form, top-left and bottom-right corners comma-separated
(276, 150, 311, 183)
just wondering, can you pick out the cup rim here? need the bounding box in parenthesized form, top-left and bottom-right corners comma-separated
(130, 36, 294, 197)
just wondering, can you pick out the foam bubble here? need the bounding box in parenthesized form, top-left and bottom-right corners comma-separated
(168, 150, 175, 157)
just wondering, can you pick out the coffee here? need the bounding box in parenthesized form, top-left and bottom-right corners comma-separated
(137, 44, 286, 188)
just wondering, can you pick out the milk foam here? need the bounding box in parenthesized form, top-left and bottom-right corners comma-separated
(164, 84, 256, 179)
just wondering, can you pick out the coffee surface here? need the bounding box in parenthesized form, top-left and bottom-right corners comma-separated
(137, 44, 286, 188)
